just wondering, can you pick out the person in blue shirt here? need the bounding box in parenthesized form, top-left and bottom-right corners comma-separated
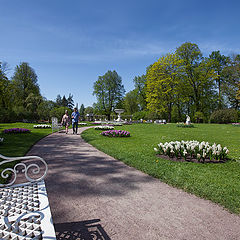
(71, 108, 80, 134)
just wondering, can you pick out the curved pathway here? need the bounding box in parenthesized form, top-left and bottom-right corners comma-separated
(27, 127, 240, 240)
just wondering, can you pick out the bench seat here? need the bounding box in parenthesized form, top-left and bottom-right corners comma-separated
(0, 154, 56, 239)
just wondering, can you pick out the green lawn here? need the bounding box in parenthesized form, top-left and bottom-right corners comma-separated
(81, 123, 240, 214)
(0, 122, 56, 184)
(0, 122, 55, 157)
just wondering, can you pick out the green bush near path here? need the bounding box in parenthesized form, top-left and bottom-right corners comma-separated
(81, 123, 240, 214)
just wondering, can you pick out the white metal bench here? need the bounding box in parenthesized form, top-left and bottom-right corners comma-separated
(0, 154, 56, 239)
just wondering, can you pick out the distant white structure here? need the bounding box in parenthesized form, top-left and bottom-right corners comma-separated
(115, 109, 125, 122)
(186, 115, 191, 125)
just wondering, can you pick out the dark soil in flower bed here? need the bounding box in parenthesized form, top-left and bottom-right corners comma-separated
(157, 154, 227, 164)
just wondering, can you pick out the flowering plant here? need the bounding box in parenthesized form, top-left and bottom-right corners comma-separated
(176, 123, 194, 128)
(112, 123, 123, 126)
(123, 122, 132, 125)
(95, 126, 114, 130)
(154, 140, 229, 162)
(78, 123, 87, 125)
(3, 128, 31, 134)
(0, 138, 4, 144)
(232, 123, 240, 126)
(33, 124, 51, 128)
(101, 130, 130, 137)
(91, 122, 101, 125)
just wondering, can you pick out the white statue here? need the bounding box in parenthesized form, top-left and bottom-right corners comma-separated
(186, 115, 191, 125)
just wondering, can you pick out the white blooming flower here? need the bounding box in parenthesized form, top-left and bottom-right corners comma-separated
(202, 150, 206, 158)
(154, 148, 158, 152)
(155, 140, 229, 162)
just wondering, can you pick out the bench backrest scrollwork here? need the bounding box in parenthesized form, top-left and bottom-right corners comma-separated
(0, 154, 48, 188)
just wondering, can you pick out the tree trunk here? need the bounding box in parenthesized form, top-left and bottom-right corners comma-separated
(168, 103, 172, 123)
(218, 78, 222, 109)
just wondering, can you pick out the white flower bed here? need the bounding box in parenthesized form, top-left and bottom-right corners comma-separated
(78, 122, 87, 125)
(33, 124, 51, 128)
(94, 126, 114, 130)
(154, 140, 229, 162)
(113, 123, 122, 126)
(0, 138, 4, 144)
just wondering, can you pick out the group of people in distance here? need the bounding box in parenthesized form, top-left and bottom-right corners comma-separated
(61, 108, 80, 134)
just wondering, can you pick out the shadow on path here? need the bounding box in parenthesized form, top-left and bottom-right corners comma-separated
(55, 219, 111, 240)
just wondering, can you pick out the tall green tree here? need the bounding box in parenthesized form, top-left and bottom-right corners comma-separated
(0, 62, 11, 110)
(222, 54, 240, 109)
(176, 42, 217, 113)
(11, 62, 41, 120)
(25, 93, 43, 119)
(37, 99, 55, 121)
(79, 104, 85, 116)
(146, 53, 183, 122)
(123, 90, 139, 114)
(67, 93, 74, 109)
(11, 62, 41, 108)
(133, 75, 147, 110)
(209, 51, 229, 109)
(93, 70, 125, 120)
(56, 94, 62, 106)
(61, 95, 68, 107)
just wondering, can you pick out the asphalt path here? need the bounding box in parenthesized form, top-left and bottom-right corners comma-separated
(27, 127, 240, 240)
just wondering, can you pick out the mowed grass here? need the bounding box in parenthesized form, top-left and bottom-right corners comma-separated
(81, 123, 240, 214)
(0, 122, 54, 157)
(0, 122, 55, 184)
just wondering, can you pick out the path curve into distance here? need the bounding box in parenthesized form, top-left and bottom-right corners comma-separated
(27, 127, 240, 240)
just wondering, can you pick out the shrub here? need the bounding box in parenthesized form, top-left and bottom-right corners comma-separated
(194, 111, 204, 123)
(101, 130, 130, 137)
(210, 109, 238, 124)
(132, 111, 147, 120)
(50, 107, 72, 122)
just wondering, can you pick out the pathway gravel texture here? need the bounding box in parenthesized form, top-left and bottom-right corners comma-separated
(27, 127, 240, 240)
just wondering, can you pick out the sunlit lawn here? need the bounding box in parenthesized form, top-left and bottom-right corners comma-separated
(0, 122, 55, 157)
(81, 123, 240, 214)
(0, 122, 56, 184)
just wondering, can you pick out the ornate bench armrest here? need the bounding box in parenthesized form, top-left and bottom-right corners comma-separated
(0, 154, 48, 188)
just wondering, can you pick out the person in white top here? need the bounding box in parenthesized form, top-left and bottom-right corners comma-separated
(61, 110, 70, 134)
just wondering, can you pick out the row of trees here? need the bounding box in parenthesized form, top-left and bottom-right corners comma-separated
(0, 62, 77, 122)
(1, 42, 239, 123)
(92, 42, 240, 122)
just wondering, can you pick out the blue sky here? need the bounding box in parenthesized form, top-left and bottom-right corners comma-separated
(1, 0, 240, 107)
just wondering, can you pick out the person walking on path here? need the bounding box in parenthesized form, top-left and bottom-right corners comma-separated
(71, 107, 80, 134)
(61, 110, 70, 134)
